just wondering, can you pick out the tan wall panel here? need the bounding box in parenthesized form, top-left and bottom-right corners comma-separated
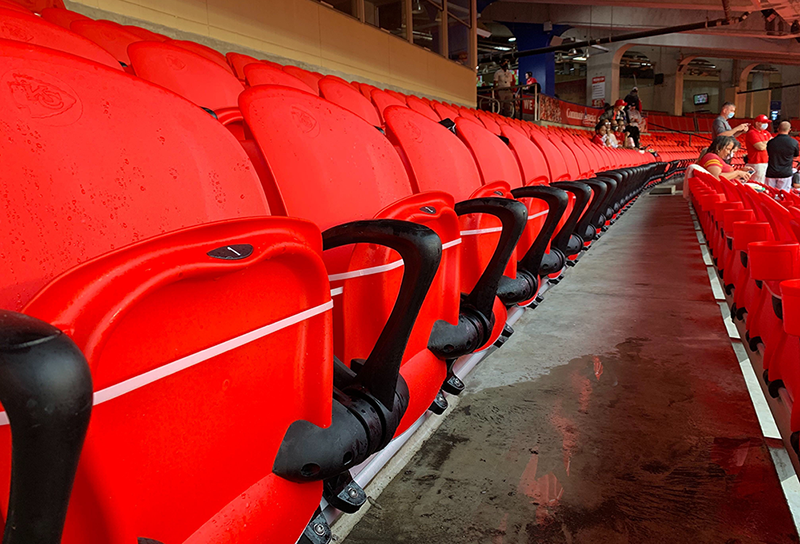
(71, 0, 476, 104)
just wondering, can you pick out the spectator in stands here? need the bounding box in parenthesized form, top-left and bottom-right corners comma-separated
(713, 102, 749, 139)
(494, 59, 516, 117)
(592, 121, 608, 146)
(744, 114, 772, 183)
(525, 71, 539, 93)
(698, 135, 752, 182)
(624, 87, 642, 112)
(606, 122, 620, 148)
(765, 120, 799, 191)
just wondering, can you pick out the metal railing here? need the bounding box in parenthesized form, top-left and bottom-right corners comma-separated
(476, 83, 539, 120)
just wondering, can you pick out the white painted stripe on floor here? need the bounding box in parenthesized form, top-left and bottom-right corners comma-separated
(0, 300, 335, 427)
(731, 342, 782, 439)
(717, 301, 741, 339)
(706, 266, 725, 301)
(768, 446, 800, 530)
(700, 243, 713, 266)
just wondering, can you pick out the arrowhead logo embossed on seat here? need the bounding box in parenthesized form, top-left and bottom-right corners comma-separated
(420, 206, 436, 214)
(4, 71, 80, 122)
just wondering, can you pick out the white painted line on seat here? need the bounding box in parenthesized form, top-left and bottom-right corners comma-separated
(330, 287, 344, 297)
(0, 300, 335, 427)
(460, 227, 502, 236)
(442, 238, 462, 250)
(328, 259, 404, 282)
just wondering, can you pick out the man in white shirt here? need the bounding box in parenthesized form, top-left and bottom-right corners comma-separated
(494, 59, 516, 117)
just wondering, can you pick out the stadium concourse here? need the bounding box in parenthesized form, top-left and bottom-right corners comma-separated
(0, 0, 799, 543)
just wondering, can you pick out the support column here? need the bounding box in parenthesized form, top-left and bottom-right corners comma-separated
(650, 49, 680, 114)
(585, 42, 630, 108)
(780, 65, 800, 119)
(502, 22, 569, 97)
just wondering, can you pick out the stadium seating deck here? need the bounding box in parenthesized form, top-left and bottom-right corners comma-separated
(5, 2, 797, 543)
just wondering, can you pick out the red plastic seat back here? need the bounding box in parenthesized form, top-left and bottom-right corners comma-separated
(475, 111, 502, 135)
(5, 0, 61, 12)
(283, 65, 322, 94)
(0, 0, 31, 13)
(371, 88, 407, 124)
(39, 6, 89, 26)
(123, 24, 167, 41)
(319, 75, 381, 127)
(406, 95, 439, 122)
(0, 10, 121, 69)
(432, 101, 459, 121)
(501, 125, 550, 185)
(169, 39, 233, 73)
(128, 41, 244, 111)
(226, 51, 259, 80)
(455, 117, 523, 188)
(70, 19, 142, 65)
(0, 41, 268, 312)
(548, 134, 582, 179)
(385, 105, 481, 202)
(529, 130, 571, 181)
(385, 89, 407, 103)
(240, 87, 462, 404)
(244, 62, 316, 93)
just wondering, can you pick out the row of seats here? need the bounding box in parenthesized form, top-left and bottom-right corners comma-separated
(687, 167, 800, 454)
(0, 2, 685, 543)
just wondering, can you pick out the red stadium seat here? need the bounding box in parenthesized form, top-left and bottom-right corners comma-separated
(40, 6, 90, 27)
(319, 75, 381, 127)
(128, 40, 244, 111)
(170, 39, 234, 73)
(385, 106, 543, 308)
(70, 19, 142, 67)
(4, 0, 62, 12)
(226, 51, 260, 80)
(283, 65, 323, 94)
(371, 88, 407, 124)
(0, 9, 121, 70)
(240, 86, 500, 433)
(244, 62, 316, 93)
(0, 40, 338, 543)
(406, 95, 440, 122)
(123, 24, 168, 41)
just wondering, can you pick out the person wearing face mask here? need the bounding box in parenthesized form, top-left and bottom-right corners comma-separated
(494, 59, 516, 117)
(592, 121, 608, 146)
(744, 114, 772, 183)
(765, 121, 799, 191)
(698, 136, 752, 182)
(713, 102, 749, 139)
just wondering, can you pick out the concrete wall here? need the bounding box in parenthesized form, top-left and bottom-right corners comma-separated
(67, 0, 477, 105)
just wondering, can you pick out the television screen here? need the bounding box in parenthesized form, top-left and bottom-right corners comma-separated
(693, 93, 709, 105)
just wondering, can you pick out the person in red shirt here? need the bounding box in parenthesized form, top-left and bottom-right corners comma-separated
(745, 114, 772, 183)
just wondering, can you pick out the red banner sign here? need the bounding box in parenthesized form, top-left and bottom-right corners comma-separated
(538, 95, 603, 127)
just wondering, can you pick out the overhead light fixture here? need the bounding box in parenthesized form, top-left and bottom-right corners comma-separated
(508, 37, 516, 42)
(568, 48, 577, 56)
(591, 44, 609, 52)
(574, 56, 587, 61)
(412, 0, 424, 15)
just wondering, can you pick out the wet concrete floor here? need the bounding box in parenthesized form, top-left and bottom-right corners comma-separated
(345, 192, 799, 543)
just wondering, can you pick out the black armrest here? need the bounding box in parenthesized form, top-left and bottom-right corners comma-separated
(0, 310, 92, 544)
(453, 197, 528, 319)
(551, 181, 592, 255)
(323, 219, 441, 409)
(510, 186, 569, 274)
(576, 179, 608, 240)
(593, 175, 618, 226)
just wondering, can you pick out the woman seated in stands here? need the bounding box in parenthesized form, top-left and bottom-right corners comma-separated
(617, 121, 636, 149)
(698, 135, 752, 182)
(592, 121, 608, 146)
(606, 120, 620, 148)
